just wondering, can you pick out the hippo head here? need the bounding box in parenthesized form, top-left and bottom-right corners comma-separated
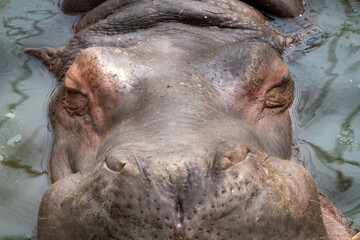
(27, 0, 329, 239)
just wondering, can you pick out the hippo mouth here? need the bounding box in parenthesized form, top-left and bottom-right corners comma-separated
(37, 140, 324, 239)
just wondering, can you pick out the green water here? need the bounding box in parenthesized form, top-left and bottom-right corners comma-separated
(280, 0, 360, 231)
(0, 0, 77, 238)
(0, 0, 359, 238)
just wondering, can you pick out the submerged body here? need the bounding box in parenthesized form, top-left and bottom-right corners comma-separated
(27, 0, 352, 239)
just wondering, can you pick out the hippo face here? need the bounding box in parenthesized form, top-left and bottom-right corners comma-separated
(50, 35, 294, 179)
(37, 37, 324, 240)
(28, 0, 329, 239)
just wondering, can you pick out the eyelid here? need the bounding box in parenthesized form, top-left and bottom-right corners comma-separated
(64, 73, 86, 95)
(264, 81, 292, 109)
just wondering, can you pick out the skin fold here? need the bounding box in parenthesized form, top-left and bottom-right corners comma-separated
(26, 0, 353, 239)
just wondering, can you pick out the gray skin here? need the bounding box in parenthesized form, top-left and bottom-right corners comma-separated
(26, 0, 352, 239)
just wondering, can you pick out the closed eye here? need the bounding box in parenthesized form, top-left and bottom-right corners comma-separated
(264, 79, 293, 109)
(63, 88, 89, 117)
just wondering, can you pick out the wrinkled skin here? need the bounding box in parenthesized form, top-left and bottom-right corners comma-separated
(27, 0, 352, 239)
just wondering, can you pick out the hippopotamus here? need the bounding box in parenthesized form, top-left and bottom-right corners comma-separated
(26, 0, 354, 239)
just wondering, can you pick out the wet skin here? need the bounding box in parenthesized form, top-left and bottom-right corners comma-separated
(26, 0, 352, 239)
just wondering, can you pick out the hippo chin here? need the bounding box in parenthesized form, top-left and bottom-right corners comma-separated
(26, 0, 352, 239)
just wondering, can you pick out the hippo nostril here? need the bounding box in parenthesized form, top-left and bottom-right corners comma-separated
(105, 155, 127, 172)
(104, 150, 140, 175)
(212, 142, 249, 172)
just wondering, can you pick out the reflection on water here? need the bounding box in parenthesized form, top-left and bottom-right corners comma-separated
(0, 0, 359, 238)
(274, 0, 360, 231)
(0, 0, 77, 238)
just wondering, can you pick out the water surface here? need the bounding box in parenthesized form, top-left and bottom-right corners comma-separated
(273, 0, 360, 232)
(0, 0, 77, 238)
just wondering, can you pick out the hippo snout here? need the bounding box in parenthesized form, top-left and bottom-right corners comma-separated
(93, 144, 265, 239)
(36, 137, 325, 240)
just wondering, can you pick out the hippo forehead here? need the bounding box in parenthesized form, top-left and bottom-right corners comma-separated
(30, 0, 292, 79)
(62, 38, 291, 122)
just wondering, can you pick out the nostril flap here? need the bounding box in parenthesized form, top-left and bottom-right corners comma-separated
(104, 150, 140, 175)
(105, 155, 126, 172)
(212, 142, 249, 172)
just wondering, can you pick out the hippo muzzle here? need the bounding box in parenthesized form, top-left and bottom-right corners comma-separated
(39, 144, 323, 239)
(26, 0, 334, 239)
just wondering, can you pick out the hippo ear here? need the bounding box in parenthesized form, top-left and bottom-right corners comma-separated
(242, 0, 304, 18)
(24, 47, 63, 77)
(60, 0, 107, 13)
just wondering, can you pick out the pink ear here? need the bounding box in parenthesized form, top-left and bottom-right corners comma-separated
(242, 0, 304, 18)
(24, 47, 63, 78)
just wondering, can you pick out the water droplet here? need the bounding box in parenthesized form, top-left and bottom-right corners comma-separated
(349, 79, 353, 83)
(5, 112, 15, 119)
(0, 154, 3, 161)
(7, 134, 22, 147)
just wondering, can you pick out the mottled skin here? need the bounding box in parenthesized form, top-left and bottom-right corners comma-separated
(26, 0, 352, 239)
